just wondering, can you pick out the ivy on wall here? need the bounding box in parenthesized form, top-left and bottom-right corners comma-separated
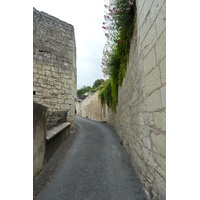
(99, 0, 137, 112)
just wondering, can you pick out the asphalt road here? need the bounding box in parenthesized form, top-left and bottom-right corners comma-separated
(35, 116, 147, 200)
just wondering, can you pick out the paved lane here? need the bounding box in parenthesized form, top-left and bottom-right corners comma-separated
(35, 116, 147, 200)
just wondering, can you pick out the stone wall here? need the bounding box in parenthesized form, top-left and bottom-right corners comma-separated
(33, 8, 76, 129)
(33, 101, 71, 179)
(114, 0, 166, 199)
(73, 1, 166, 198)
(76, 91, 115, 124)
(75, 101, 82, 116)
(45, 122, 70, 162)
(33, 102, 47, 180)
(80, 91, 104, 121)
(47, 110, 68, 130)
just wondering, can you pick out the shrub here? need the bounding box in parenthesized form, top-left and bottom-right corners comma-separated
(99, 0, 136, 111)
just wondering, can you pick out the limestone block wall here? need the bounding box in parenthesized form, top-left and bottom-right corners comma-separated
(81, 91, 104, 121)
(114, 0, 166, 199)
(33, 8, 76, 128)
(47, 110, 68, 129)
(75, 101, 82, 116)
(76, 91, 115, 124)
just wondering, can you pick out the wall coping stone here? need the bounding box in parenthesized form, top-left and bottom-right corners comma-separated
(46, 122, 70, 141)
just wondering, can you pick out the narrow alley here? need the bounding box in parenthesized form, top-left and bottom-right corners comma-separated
(34, 116, 147, 200)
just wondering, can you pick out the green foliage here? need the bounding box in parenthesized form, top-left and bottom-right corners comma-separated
(77, 86, 91, 95)
(98, 79, 113, 108)
(92, 79, 104, 89)
(77, 79, 105, 95)
(91, 83, 103, 93)
(99, 0, 136, 111)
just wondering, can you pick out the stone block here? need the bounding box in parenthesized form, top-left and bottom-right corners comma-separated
(51, 54, 56, 59)
(45, 70, 52, 76)
(60, 89, 65, 94)
(142, 136, 152, 149)
(154, 171, 166, 198)
(154, 153, 166, 175)
(147, 90, 162, 112)
(139, 0, 153, 28)
(144, 47, 156, 76)
(139, 11, 151, 43)
(52, 72, 60, 78)
(62, 74, 70, 79)
(150, 0, 165, 23)
(33, 67, 38, 73)
(43, 56, 50, 63)
(159, 58, 166, 84)
(43, 65, 51, 70)
(38, 69, 46, 75)
(145, 67, 161, 94)
(65, 99, 73, 104)
(155, 30, 166, 63)
(59, 82, 64, 88)
(155, 2, 166, 37)
(56, 85, 62, 90)
(151, 133, 166, 157)
(64, 89, 71, 95)
(55, 104, 61, 110)
(160, 85, 166, 108)
(143, 112, 154, 126)
(37, 79, 43, 84)
(142, 147, 157, 168)
(142, 23, 157, 57)
(39, 75, 46, 80)
(63, 62, 69, 67)
(153, 111, 165, 131)
(38, 55, 43, 61)
(53, 88, 58, 93)
(68, 80, 73, 84)
(51, 66, 59, 72)
(47, 77, 54, 82)
(156, 165, 165, 182)
(41, 83, 47, 88)
(44, 52, 51, 58)
(62, 78, 68, 84)
(61, 104, 68, 110)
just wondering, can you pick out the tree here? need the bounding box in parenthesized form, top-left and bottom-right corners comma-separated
(92, 79, 104, 89)
(77, 86, 91, 95)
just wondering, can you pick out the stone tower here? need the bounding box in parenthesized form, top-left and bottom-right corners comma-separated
(33, 8, 76, 129)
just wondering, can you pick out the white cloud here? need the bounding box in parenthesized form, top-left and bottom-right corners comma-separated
(33, 0, 107, 89)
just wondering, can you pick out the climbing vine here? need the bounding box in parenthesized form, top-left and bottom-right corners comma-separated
(99, 0, 137, 112)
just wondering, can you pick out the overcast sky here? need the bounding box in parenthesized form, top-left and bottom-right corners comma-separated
(33, 0, 107, 89)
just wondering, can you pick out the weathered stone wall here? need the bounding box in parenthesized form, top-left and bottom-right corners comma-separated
(33, 8, 76, 129)
(76, 91, 115, 124)
(33, 102, 47, 180)
(81, 91, 104, 121)
(47, 110, 68, 130)
(73, 1, 165, 198)
(45, 123, 70, 162)
(75, 101, 82, 116)
(114, 0, 166, 199)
